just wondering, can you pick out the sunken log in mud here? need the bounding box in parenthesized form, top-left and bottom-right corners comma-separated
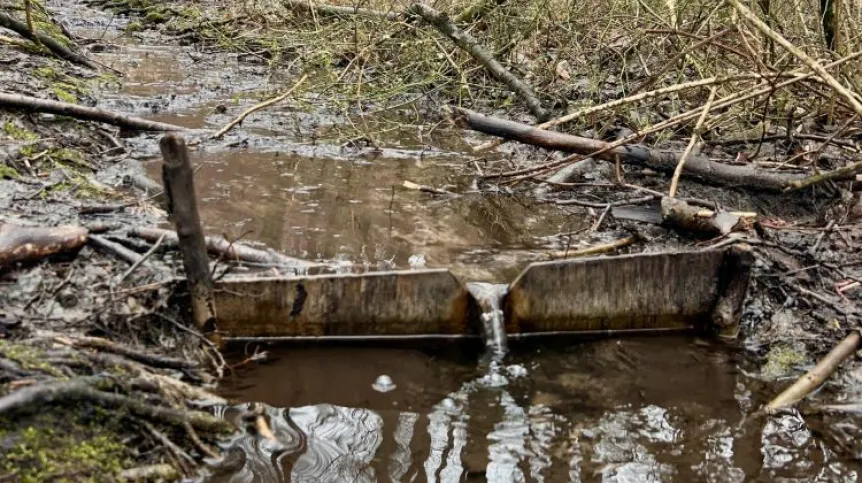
(0, 224, 88, 268)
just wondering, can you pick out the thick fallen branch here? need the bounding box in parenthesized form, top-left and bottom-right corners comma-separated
(0, 92, 187, 132)
(407, 3, 547, 121)
(129, 227, 317, 269)
(0, 223, 87, 267)
(765, 330, 861, 412)
(452, 107, 857, 191)
(0, 12, 98, 69)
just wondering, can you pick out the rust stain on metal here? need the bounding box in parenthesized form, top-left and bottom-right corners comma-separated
(214, 269, 476, 338)
(505, 249, 729, 334)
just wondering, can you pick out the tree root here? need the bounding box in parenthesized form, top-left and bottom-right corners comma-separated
(51, 334, 198, 370)
(0, 375, 234, 433)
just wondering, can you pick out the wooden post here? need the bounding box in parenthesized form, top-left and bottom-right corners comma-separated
(711, 244, 754, 337)
(160, 134, 218, 339)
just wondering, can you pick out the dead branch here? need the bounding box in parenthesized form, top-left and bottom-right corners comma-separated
(668, 87, 717, 198)
(661, 197, 743, 237)
(211, 74, 308, 139)
(547, 236, 635, 259)
(52, 334, 198, 370)
(452, 107, 848, 191)
(765, 330, 861, 412)
(471, 51, 862, 180)
(407, 3, 548, 121)
(116, 233, 166, 283)
(281, 0, 400, 20)
(0, 12, 97, 69)
(0, 223, 87, 267)
(402, 180, 455, 196)
(129, 226, 317, 269)
(0, 92, 187, 132)
(474, 75, 754, 153)
(786, 159, 862, 191)
(88, 234, 144, 265)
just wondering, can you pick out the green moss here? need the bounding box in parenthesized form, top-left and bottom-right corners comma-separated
(0, 341, 63, 377)
(52, 85, 78, 103)
(762, 345, 808, 378)
(0, 425, 130, 482)
(34, 67, 91, 99)
(19, 143, 39, 157)
(33, 21, 73, 49)
(3, 120, 38, 141)
(143, 8, 169, 23)
(51, 147, 88, 167)
(126, 20, 143, 33)
(0, 164, 19, 179)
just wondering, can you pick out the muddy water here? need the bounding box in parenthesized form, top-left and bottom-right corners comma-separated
(212, 337, 862, 482)
(74, 17, 581, 281)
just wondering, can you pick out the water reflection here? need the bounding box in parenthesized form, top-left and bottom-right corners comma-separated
(144, 150, 576, 281)
(206, 337, 862, 482)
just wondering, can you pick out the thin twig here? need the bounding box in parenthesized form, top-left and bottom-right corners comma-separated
(211, 74, 308, 139)
(117, 233, 166, 284)
(669, 86, 717, 198)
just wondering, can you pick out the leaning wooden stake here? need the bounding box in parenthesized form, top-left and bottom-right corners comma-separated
(765, 330, 861, 412)
(160, 134, 217, 337)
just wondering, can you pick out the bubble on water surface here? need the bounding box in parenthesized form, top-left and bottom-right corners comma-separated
(372, 374, 396, 393)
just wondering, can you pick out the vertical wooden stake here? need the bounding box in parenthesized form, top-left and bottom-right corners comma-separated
(160, 134, 218, 341)
(711, 244, 754, 338)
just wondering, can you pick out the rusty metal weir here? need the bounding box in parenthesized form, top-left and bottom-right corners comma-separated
(213, 246, 751, 341)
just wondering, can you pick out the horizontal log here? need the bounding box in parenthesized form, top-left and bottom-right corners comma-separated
(0, 92, 187, 132)
(129, 227, 317, 269)
(451, 107, 854, 191)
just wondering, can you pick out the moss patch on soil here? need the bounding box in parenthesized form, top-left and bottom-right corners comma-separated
(0, 412, 131, 482)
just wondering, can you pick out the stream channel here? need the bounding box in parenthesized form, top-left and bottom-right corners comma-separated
(67, 7, 862, 482)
